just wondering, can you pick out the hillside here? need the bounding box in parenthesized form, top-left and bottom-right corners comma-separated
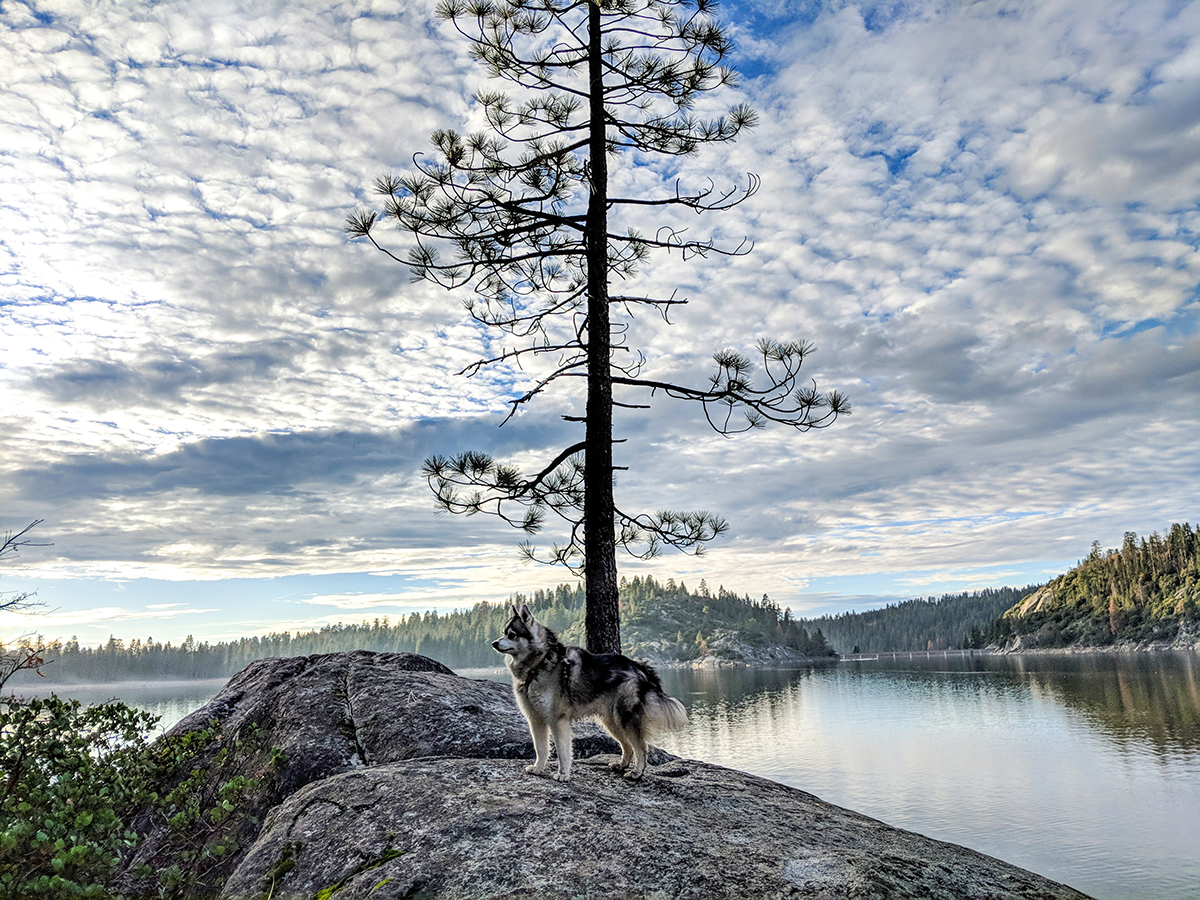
(617, 576, 836, 664)
(988, 522, 1200, 650)
(7, 576, 834, 683)
(797, 586, 1040, 654)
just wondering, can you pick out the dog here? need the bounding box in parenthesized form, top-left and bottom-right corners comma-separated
(492, 604, 688, 782)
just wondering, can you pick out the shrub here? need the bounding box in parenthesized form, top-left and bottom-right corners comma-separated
(0, 695, 158, 899)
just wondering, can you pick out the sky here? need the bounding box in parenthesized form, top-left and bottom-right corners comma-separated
(1, 0, 1198, 648)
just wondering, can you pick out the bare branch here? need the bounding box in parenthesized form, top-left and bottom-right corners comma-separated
(1, 520, 49, 562)
(0, 637, 50, 694)
(1, 521, 49, 615)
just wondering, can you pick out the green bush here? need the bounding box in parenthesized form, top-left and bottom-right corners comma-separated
(0, 695, 158, 899)
(1, 695, 282, 899)
(118, 716, 289, 900)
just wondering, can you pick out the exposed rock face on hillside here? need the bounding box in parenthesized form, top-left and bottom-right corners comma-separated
(123, 651, 1091, 900)
(640, 629, 836, 668)
(1007, 584, 1056, 619)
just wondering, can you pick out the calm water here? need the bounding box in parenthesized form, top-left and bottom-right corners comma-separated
(22, 653, 1200, 900)
(16, 679, 230, 736)
(652, 654, 1200, 900)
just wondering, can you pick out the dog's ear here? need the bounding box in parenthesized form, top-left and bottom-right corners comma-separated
(510, 603, 520, 619)
(519, 604, 532, 621)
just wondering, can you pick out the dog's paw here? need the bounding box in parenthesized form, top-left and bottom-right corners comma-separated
(622, 769, 644, 781)
(609, 761, 628, 773)
(524, 765, 546, 776)
(552, 772, 572, 783)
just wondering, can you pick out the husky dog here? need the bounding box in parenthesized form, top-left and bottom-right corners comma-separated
(492, 604, 688, 782)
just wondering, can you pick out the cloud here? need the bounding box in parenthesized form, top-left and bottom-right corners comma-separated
(28, 342, 303, 406)
(298, 591, 429, 610)
(295, 580, 503, 611)
(0, 603, 219, 634)
(9, 417, 571, 501)
(1, 415, 582, 584)
(2, 0, 1199, 638)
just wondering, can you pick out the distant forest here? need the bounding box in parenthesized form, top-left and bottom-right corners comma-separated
(990, 522, 1200, 648)
(26, 532, 1191, 684)
(796, 585, 1042, 654)
(7, 577, 835, 684)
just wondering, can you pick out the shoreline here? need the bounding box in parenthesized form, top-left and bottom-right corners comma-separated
(653, 654, 839, 669)
(11, 643, 1200, 689)
(2, 675, 232, 692)
(994, 632, 1200, 655)
(5, 657, 841, 688)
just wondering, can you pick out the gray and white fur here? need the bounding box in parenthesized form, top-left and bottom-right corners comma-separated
(492, 604, 688, 782)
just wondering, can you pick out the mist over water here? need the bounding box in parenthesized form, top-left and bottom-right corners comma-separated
(26, 655, 1200, 900)
(14, 679, 228, 736)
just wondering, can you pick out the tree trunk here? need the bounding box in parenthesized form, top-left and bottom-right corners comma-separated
(583, 1, 621, 654)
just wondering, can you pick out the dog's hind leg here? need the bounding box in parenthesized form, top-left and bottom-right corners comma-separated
(550, 717, 573, 782)
(624, 731, 649, 780)
(604, 722, 635, 773)
(525, 716, 551, 776)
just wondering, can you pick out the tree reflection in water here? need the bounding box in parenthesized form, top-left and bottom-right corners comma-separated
(1009, 652, 1200, 757)
(655, 653, 1200, 900)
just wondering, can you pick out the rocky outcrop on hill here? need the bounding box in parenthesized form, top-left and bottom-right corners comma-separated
(640, 629, 837, 668)
(699, 629, 837, 667)
(123, 650, 1091, 900)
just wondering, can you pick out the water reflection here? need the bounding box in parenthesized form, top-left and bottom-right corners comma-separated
(656, 654, 1200, 900)
(1007, 653, 1200, 757)
(807, 652, 1200, 756)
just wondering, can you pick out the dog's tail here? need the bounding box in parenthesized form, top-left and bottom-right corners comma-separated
(643, 690, 689, 738)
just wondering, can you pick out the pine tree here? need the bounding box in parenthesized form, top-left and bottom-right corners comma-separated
(349, 0, 847, 652)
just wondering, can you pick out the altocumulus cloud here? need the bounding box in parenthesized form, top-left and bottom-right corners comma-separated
(578, 0, 1200, 593)
(1, 0, 1199, 639)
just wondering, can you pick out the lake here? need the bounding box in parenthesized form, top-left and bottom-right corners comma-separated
(22, 652, 1200, 900)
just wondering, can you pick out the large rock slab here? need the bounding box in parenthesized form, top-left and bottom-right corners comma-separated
(163, 649, 628, 769)
(118, 650, 1090, 900)
(222, 755, 1091, 900)
(118, 651, 631, 897)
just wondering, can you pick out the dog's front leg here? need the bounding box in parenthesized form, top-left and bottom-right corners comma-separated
(525, 717, 551, 776)
(550, 717, 573, 782)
